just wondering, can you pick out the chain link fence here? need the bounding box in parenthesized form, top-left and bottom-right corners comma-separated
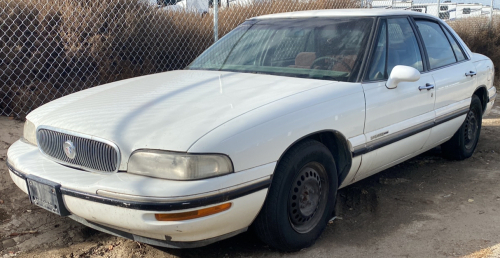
(0, 0, 498, 118)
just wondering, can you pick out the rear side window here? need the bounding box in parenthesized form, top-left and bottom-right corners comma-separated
(415, 20, 456, 69)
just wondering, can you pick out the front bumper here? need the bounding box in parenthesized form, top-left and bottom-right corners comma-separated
(7, 140, 273, 246)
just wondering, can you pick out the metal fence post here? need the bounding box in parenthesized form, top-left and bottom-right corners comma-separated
(4, 0, 496, 118)
(437, 0, 441, 19)
(214, 0, 219, 42)
(490, 0, 494, 24)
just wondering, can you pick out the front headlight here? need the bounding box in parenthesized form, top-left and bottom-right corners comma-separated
(23, 119, 37, 146)
(127, 150, 233, 180)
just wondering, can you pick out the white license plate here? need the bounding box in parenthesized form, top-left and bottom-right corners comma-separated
(26, 175, 70, 216)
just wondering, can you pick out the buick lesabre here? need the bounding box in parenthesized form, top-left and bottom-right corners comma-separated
(7, 9, 497, 251)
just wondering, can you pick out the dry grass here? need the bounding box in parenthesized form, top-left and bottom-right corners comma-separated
(0, 0, 358, 117)
(0, 1, 494, 118)
(449, 17, 500, 82)
(461, 243, 500, 258)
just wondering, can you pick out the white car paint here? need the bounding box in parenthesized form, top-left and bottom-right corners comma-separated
(7, 140, 274, 197)
(6, 9, 496, 247)
(9, 168, 268, 242)
(188, 82, 365, 171)
(25, 71, 335, 171)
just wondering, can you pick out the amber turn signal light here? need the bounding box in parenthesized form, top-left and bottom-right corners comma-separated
(155, 203, 232, 221)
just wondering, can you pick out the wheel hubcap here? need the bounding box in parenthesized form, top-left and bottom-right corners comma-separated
(464, 110, 478, 150)
(288, 162, 329, 233)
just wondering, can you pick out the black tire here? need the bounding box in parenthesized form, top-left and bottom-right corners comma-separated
(253, 139, 338, 252)
(441, 94, 482, 160)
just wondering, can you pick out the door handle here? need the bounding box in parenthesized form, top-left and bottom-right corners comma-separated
(418, 83, 434, 91)
(465, 71, 477, 77)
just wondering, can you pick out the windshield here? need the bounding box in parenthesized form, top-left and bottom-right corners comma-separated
(187, 18, 374, 82)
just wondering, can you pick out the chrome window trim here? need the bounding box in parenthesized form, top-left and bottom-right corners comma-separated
(36, 125, 121, 174)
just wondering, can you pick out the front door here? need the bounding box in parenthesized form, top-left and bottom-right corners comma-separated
(354, 17, 436, 181)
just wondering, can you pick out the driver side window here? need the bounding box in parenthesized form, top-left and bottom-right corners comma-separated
(367, 18, 423, 81)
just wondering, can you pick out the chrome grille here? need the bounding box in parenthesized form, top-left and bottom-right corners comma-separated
(37, 128, 120, 173)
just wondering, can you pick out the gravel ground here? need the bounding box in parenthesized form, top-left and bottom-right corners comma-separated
(1, 95, 500, 258)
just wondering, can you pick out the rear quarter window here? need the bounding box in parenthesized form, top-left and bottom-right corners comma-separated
(443, 28, 467, 62)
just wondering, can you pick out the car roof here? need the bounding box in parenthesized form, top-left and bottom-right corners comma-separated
(250, 8, 436, 20)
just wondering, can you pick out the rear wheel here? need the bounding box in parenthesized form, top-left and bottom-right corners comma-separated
(441, 95, 482, 160)
(253, 139, 337, 252)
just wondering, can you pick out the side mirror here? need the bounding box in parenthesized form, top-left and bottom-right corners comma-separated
(386, 65, 420, 89)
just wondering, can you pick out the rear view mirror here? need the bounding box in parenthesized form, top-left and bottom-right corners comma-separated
(386, 65, 420, 89)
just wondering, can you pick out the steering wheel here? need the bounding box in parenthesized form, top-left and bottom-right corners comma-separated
(309, 56, 352, 73)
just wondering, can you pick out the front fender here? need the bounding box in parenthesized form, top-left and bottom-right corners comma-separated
(188, 83, 366, 173)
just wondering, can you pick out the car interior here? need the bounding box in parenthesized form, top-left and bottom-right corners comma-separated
(189, 18, 373, 82)
(367, 18, 424, 81)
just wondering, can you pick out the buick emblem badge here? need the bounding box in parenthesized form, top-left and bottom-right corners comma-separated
(63, 140, 76, 159)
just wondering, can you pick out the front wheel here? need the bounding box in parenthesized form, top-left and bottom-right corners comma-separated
(441, 94, 482, 160)
(253, 139, 338, 252)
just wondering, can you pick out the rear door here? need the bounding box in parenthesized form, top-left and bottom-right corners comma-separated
(354, 17, 436, 181)
(413, 18, 477, 148)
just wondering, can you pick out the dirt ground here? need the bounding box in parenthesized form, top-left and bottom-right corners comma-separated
(1, 96, 500, 258)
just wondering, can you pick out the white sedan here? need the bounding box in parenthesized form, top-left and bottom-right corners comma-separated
(7, 9, 496, 251)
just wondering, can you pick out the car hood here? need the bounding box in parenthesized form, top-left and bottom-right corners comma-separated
(28, 70, 335, 169)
